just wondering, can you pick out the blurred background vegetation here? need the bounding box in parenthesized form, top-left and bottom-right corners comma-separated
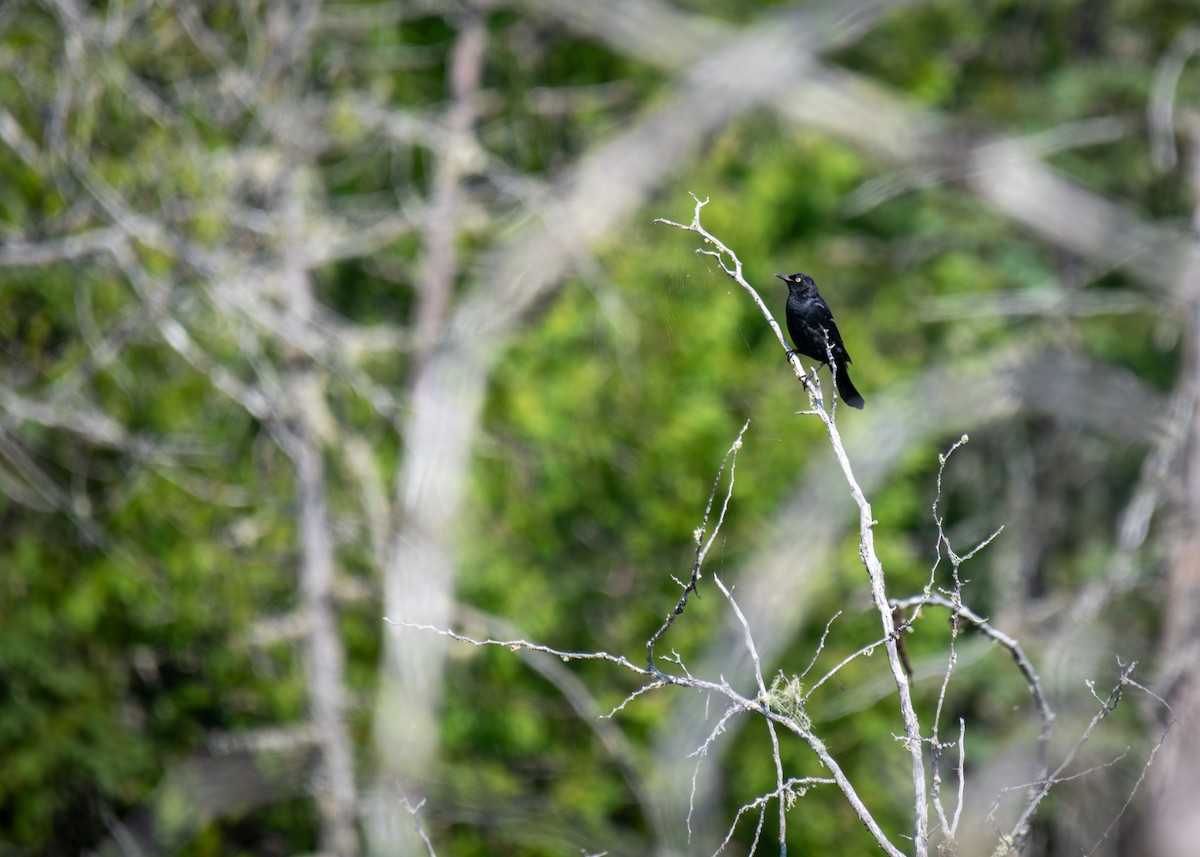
(1, 0, 1198, 855)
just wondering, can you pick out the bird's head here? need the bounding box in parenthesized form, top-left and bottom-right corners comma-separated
(776, 272, 816, 289)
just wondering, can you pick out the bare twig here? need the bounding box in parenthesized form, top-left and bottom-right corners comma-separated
(646, 419, 750, 677)
(803, 633, 891, 703)
(994, 660, 1144, 853)
(654, 196, 823, 406)
(401, 796, 439, 857)
(799, 611, 843, 681)
(712, 777, 836, 857)
(891, 592, 1054, 751)
(687, 703, 750, 843)
(713, 575, 789, 851)
(385, 620, 653, 676)
(1082, 677, 1177, 856)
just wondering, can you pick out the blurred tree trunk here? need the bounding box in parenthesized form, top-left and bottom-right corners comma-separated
(282, 176, 360, 857)
(1145, 122, 1200, 857)
(367, 11, 487, 853)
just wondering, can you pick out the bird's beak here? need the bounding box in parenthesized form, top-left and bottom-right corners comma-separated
(775, 274, 788, 281)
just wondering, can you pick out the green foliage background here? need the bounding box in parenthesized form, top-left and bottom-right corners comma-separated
(0, 0, 1190, 854)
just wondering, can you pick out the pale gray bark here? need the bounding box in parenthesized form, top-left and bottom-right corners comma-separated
(282, 178, 361, 857)
(1144, 127, 1200, 857)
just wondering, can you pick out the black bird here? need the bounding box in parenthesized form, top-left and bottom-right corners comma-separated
(777, 272, 865, 409)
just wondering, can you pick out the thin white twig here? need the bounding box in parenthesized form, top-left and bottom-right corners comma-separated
(647, 419, 750, 676)
(1082, 677, 1177, 856)
(654, 196, 826, 408)
(803, 634, 890, 703)
(400, 796, 439, 857)
(385, 620, 651, 675)
(687, 703, 748, 842)
(951, 718, 966, 836)
(799, 611, 843, 681)
(713, 575, 788, 848)
(712, 777, 836, 857)
(604, 682, 668, 718)
(996, 660, 1138, 851)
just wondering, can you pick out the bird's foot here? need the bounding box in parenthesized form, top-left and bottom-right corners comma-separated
(786, 350, 810, 380)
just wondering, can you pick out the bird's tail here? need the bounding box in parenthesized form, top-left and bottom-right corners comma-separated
(835, 365, 865, 409)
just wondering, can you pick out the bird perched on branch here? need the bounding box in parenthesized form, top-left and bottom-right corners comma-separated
(777, 272, 865, 409)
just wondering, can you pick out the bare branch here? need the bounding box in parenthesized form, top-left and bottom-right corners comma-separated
(398, 604, 907, 857)
(712, 777, 836, 857)
(712, 575, 789, 849)
(400, 796, 439, 857)
(659, 196, 930, 855)
(803, 634, 891, 704)
(0, 226, 127, 266)
(410, 3, 486, 376)
(892, 592, 1055, 761)
(1149, 27, 1200, 173)
(1083, 678, 1177, 856)
(647, 418, 750, 677)
(799, 611, 843, 681)
(386, 620, 652, 676)
(996, 661, 1145, 852)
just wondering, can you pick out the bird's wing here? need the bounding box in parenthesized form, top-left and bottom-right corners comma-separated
(814, 299, 852, 363)
(812, 299, 840, 336)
